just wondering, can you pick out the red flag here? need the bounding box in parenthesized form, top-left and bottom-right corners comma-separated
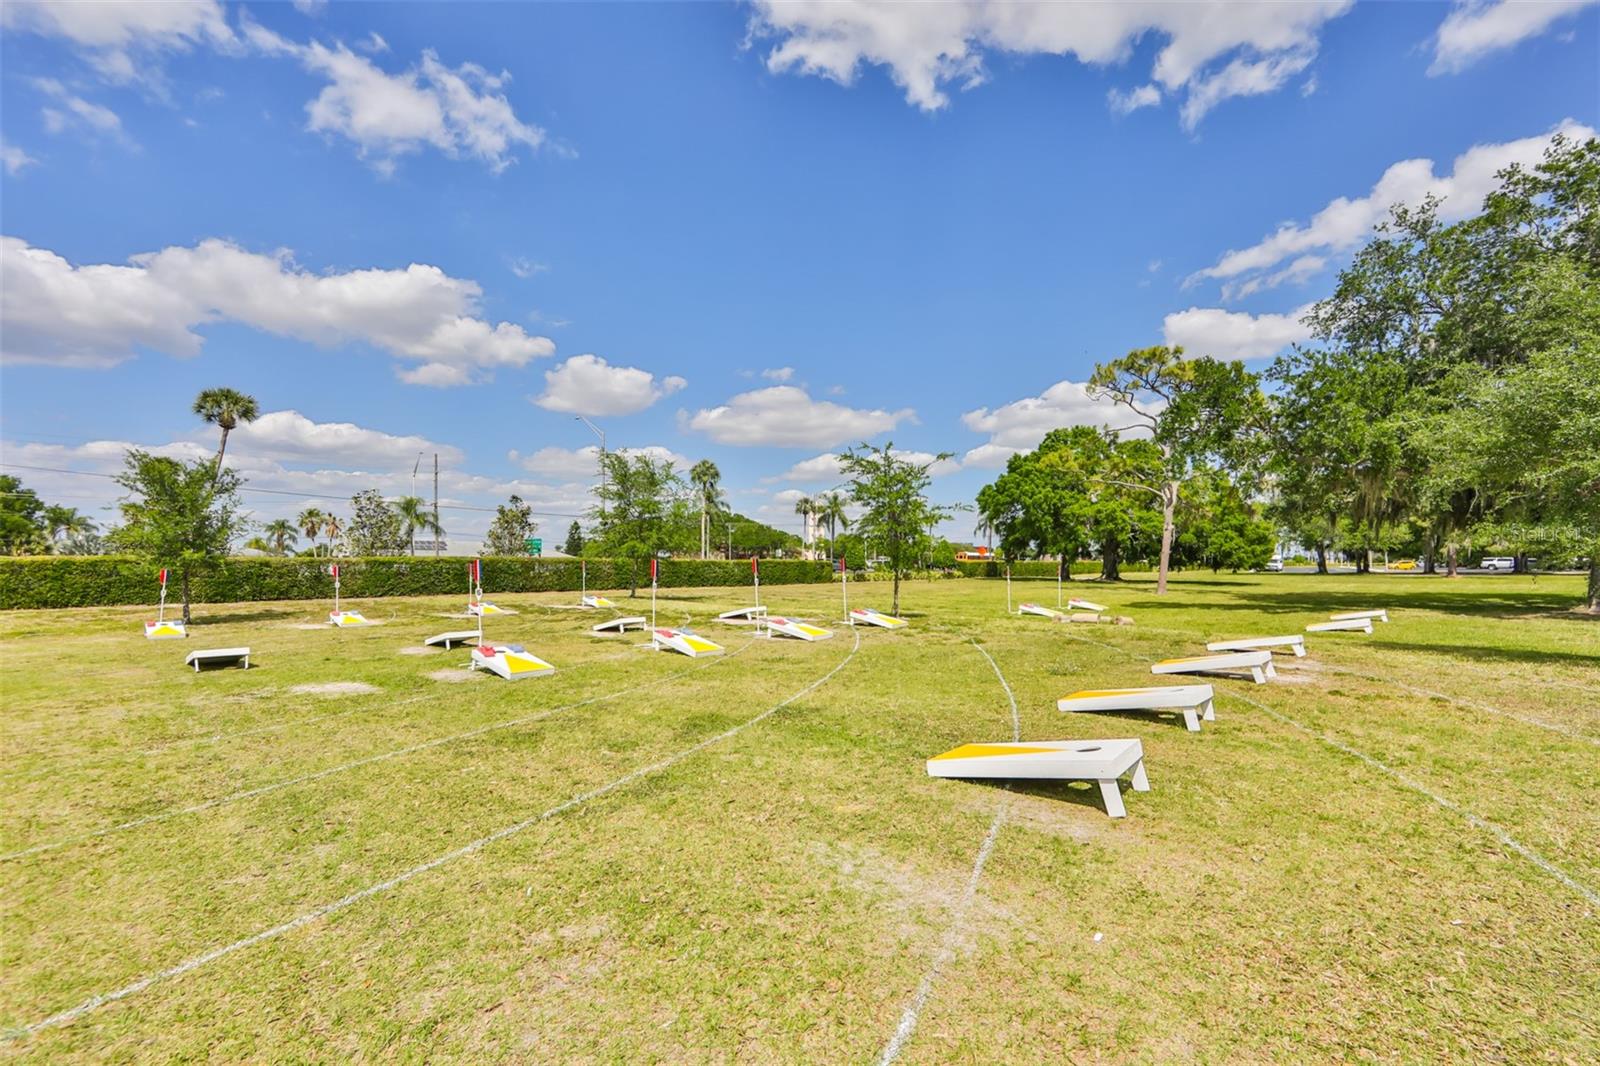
(158, 568, 168, 587)
(751, 556, 759, 575)
(837, 557, 846, 573)
(469, 559, 480, 584)
(331, 564, 339, 580)
(650, 557, 658, 581)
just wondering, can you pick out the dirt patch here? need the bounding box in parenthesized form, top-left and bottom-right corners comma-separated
(288, 623, 327, 630)
(1269, 672, 1313, 685)
(288, 681, 380, 697)
(428, 668, 482, 683)
(398, 646, 440, 656)
(807, 838, 1014, 949)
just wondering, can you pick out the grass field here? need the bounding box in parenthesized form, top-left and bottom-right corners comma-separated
(2, 573, 1597, 1061)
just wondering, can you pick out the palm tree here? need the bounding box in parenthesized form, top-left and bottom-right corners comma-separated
(42, 505, 95, 545)
(322, 512, 343, 556)
(298, 507, 326, 554)
(393, 495, 442, 556)
(263, 518, 298, 556)
(819, 492, 850, 555)
(689, 460, 723, 560)
(793, 495, 817, 558)
(192, 387, 260, 481)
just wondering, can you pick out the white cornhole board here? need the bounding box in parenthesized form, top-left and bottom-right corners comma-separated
(144, 619, 187, 640)
(1330, 609, 1388, 623)
(652, 628, 724, 657)
(718, 605, 768, 622)
(1018, 602, 1065, 619)
(850, 607, 908, 629)
(185, 647, 249, 672)
(470, 643, 555, 680)
(1207, 635, 1306, 657)
(1307, 618, 1373, 634)
(1152, 650, 1275, 684)
(766, 616, 834, 641)
(424, 630, 481, 649)
(593, 616, 648, 634)
(1057, 684, 1215, 732)
(580, 594, 616, 609)
(328, 610, 374, 627)
(927, 738, 1149, 818)
(1067, 597, 1108, 613)
(467, 601, 516, 616)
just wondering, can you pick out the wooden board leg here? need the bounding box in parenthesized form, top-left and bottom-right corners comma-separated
(1264, 659, 1277, 679)
(1098, 779, 1127, 818)
(1293, 645, 1306, 657)
(1201, 697, 1216, 721)
(1130, 759, 1151, 792)
(1182, 708, 1201, 732)
(1250, 666, 1265, 684)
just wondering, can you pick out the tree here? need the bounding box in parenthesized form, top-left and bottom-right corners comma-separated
(1173, 468, 1276, 572)
(322, 511, 344, 555)
(109, 450, 243, 623)
(563, 520, 585, 556)
(393, 495, 442, 556)
(298, 507, 326, 554)
(819, 492, 851, 555)
(345, 490, 403, 556)
(0, 475, 46, 554)
(191, 387, 260, 481)
(689, 460, 724, 560)
(42, 504, 98, 553)
(793, 495, 817, 557)
(262, 518, 298, 556)
(837, 442, 954, 616)
(1089, 347, 1266, 594)
(484, 495, 538, 556)
(590, 451, 687, 594)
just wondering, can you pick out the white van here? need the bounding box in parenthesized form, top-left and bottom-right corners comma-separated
(1480, 556, 1516, 571)
(1264, 555, 1284, 572)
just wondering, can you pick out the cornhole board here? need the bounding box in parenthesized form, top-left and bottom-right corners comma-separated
(850, 607, 908, 629)
(1330, 609, 1388, 623)
(424, 630, 481, 649)
(1058, 684, 1215, 732)
(467, 601, 516, 616)
(927, 738, 1149, 818)
(144, 620, 187, 640)
(1152, 650, 1275, 684)
(1306, 618, 1373, 634)
(470, 643, 555, 680)
(652, 628, 724, 657)
(718, 605, 768, 622)
(1018, 602, 1065, 619)
(766, 616, 834, 641)
(1067, 597, 1108, 613)
(592, 616, 648, 634)
(185, 647, 249, 672)
(580, 595, 616, 609)
(328, 610, 374, 627)
(1207, 635, 1306, 657)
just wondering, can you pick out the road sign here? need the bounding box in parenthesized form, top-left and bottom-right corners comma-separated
(526, 537, 542, 556)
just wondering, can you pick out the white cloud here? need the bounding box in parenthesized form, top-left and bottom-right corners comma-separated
(959, 380, 1134, 468)
(768, 447, 958, 484)
(358, 32, 390, 55)
(244, 22, 545, 174)
(0, 0, 233, 85)
(32, 78, 127, 142)
(761, 366, 795, 382)
(1108, 83, 1161, 115)
(748, 1, 1352, 126)
(217, 410, 465, 468)
(1189, 119, 1596, 289)
(507, 256, 548, 278)
(1162, 304, 1314, 360)
(533, 354, 687, 416)
(1431, 0, 1597, 74)
(0, 236, 554, 383)
(512, 444, 691, 479)
(292, 0, 329, 15)
(684, 385, 914, 447)
(2, 142, 38, 175)
(1221, 254, 1326, 301)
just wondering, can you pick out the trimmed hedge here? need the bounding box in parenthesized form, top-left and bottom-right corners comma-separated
(0, 556, 831, 610)
(953, 559, 1156, 578)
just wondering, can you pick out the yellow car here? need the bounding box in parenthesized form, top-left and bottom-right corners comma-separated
(1387, 559, 1418, 571)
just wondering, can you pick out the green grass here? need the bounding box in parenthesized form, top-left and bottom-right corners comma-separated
(2, 574, 1597, 1061)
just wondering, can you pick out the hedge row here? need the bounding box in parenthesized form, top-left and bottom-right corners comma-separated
(0, 556, 832, 610)
(953, 559, 1155, 578)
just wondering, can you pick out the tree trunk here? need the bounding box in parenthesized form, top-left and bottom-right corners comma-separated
(1446, 544, 1459, 578)
(181, 567, 192, 624)
(892, 568, 901, 617)
(1155, 481, 1178, 595)
(1423, 532, 1436, 575)
(1315, 542, 1328, 574)
(212, 429, 230, 486)
(1586, 541, 1600, 613)
(1101, 540, 1122, 581)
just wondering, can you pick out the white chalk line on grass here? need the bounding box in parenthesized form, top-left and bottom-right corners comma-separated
(877, 638, 1018, 1065)
(1057, 630, 1600, 908)
(7, 630, 860, 1039)
(1131, 620, 1597, 745)
(0, 642, 755, 864)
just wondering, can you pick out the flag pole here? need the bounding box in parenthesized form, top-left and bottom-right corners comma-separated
(581, 558, 587, 602)
(332, 564, 340, 615)
(651, 557, 658, 635)
(473, 560, 484, 643)
(1006, 564, 1012, 615)
(841, 556, 849, 624)
(157, 569, 168, 625)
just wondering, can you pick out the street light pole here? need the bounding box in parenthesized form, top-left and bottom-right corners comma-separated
(575, 416, 606, 527)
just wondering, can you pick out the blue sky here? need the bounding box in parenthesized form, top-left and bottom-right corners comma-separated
(2, 0, 1596, 550)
